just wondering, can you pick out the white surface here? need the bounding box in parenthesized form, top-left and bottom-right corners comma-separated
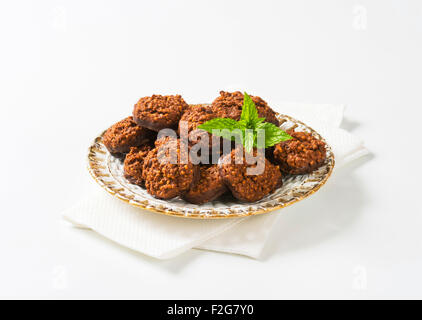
(0, 0, 421, 299)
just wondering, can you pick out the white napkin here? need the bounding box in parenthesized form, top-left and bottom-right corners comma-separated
(63, 103, 368, 259)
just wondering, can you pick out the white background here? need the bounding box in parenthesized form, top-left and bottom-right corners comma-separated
(0, 0, 421, 299)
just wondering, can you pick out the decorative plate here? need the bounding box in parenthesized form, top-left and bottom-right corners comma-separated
(88, 111, 335, 219)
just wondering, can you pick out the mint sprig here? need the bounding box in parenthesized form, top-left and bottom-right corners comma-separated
(198, 92, 292, 153)
(240, 92, 261, 126)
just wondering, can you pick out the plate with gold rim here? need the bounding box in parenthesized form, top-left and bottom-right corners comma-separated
(87, 112, 335, 219)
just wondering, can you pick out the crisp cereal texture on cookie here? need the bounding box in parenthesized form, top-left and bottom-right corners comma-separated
(133, 94, 189, 131)
(219, 147, 282, 202)
(142, 138, 199, 199)
(211, 91, 280, 126)
(273, 130, 326, 174)
(183, 165, 227, 204)
(103, 116, 154, 155)
(178, 104, 221, 159)
(178, 104, 215, 134)
(123, 145, 152, 186)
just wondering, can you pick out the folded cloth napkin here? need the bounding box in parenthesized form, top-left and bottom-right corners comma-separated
(63, 103, 368, 259)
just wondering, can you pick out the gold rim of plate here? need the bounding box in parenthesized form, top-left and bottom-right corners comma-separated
(87, 111, 335, 219)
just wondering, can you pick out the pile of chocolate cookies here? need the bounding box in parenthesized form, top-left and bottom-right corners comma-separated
(102, 91, 327, 204)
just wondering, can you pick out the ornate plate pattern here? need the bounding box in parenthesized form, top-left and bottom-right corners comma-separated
(88, 112, 335, 219)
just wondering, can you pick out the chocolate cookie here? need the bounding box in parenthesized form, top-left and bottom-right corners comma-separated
(273, 130, 326, 174)
(142, 138, 199, 199)
(219, 147, 282, 202)
(211, 91, 280, 126)
(133, 94, 188, 131)
(102, 116, 154, 155)
(123, 145, 152, 186)
(182, 165, 227, 204)
(178, 104, 221, 161)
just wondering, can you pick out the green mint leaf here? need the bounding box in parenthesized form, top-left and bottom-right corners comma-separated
(235, 120, 248, 129)
(256, 122, 292, 148)
(198, 118, 243, 142)
(240, 92, 259, 126)
(255, 117, 266, 125)
(254, 128, 266, 149)
(198, 93, 291, 153)
(197, 118, 239, 132)
(244, 130, 254, 153)
(216, 128, 244, 142)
